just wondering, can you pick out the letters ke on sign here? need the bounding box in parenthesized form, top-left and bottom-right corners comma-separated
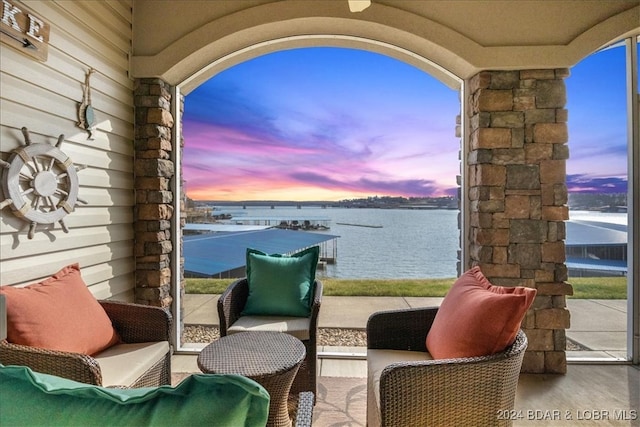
(1, 0, 50, 62)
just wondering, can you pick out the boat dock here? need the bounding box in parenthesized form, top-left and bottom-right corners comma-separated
(223, 215, 332, 231)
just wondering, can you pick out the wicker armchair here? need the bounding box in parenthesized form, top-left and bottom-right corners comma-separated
(367, 307, 528, 427)
(218, 278, 322, 399)
(0, 299, 172, 388)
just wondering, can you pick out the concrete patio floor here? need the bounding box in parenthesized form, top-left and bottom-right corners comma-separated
(180, 294, 630, 360)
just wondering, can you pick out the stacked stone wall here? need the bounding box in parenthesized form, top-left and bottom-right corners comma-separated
(133, 78, 175, 308)
(467, 69, 573, 373)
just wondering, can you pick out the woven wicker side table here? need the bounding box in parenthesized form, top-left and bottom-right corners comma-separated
(197, 331, 306, 427)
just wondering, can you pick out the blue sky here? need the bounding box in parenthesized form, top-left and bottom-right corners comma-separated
(183, 45, 629, 201)
(565, 45, 628, 194)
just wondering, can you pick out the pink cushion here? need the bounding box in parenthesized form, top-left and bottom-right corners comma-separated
(426, 266, 536, 359)
(0, 264, 120, 356)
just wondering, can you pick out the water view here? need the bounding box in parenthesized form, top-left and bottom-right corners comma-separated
(212, 206, 460, 279)
(205, 206, 628, 280)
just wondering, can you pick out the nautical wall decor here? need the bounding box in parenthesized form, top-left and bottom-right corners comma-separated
(77, 68, 97, 139)
(0, 0, 50, 62)
(0, 127, 86, 239)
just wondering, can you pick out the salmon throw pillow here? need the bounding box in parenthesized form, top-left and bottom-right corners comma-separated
(0, 264, 120, 356)
(426, 266, 536, 359)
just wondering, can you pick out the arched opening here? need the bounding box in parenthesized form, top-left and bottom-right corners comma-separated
(174, 42, 466, 352)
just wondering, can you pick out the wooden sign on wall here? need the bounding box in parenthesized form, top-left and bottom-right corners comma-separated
(1, 0, 50, 62)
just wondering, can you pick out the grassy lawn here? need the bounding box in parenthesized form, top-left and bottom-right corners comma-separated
(185, 276, 627, 299)
(568, 276, 627, 299)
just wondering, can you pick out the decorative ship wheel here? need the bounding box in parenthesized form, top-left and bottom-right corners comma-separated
(1, 127, 86, 239)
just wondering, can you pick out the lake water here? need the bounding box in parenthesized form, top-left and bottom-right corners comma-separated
(216, 206, 460, 279)
(211, 207, 628, 280)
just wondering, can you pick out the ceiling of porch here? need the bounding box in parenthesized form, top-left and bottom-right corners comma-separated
(130, 0, 639, 90)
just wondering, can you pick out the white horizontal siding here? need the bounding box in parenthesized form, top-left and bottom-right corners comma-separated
(0, 123, 133, 173)
(92, 274, 136, 301)
(59, 206, 134, 228)
(0, 49, 134, 145)
(0, 224, 133, 262)
(103, 0, 133, 24)
(0, 206, 132, 234)
(0, 240, 132, 286)
(54, 1, 132, 54)
(0, 0, 135, 300)
(27, 1, 131, 77)
(70, 168, 134, 190)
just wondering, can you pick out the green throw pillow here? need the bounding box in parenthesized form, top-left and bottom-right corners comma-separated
(0, 364, 269, 427)
(242, 246, 319, 317)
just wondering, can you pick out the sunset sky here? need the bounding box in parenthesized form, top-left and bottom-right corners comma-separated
(183, 45, 629, 201)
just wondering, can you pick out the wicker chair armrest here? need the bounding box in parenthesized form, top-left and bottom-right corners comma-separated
(367, 307, 439, 351)
(307, 280, 322, 338)
(0, 340, 102, 385)
(100, 300, 172, 343)
(217, 278, 249, 335)
(378, 331, 528, 426)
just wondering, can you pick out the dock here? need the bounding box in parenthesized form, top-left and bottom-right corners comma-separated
(336, 222, 383, 228)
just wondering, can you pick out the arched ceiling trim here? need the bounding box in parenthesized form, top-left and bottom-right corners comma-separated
(130, 1, 640, 89)
(177, 34, 463, 94)
(132, 1, 475, 89)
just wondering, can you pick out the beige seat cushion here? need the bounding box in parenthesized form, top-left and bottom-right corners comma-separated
(228, 316, 310, 341)
(367, 349, 433, 427)
(94, 341, 169, 387)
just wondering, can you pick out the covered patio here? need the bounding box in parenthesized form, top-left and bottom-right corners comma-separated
(1, 0, 639, 425)
(135, 0, 639, 373)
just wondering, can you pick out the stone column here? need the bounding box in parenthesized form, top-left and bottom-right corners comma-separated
(133, 78, 175, 308)
(467, 70, 572, 374)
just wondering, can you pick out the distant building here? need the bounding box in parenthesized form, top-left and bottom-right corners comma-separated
(566, 220, 627, 277)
